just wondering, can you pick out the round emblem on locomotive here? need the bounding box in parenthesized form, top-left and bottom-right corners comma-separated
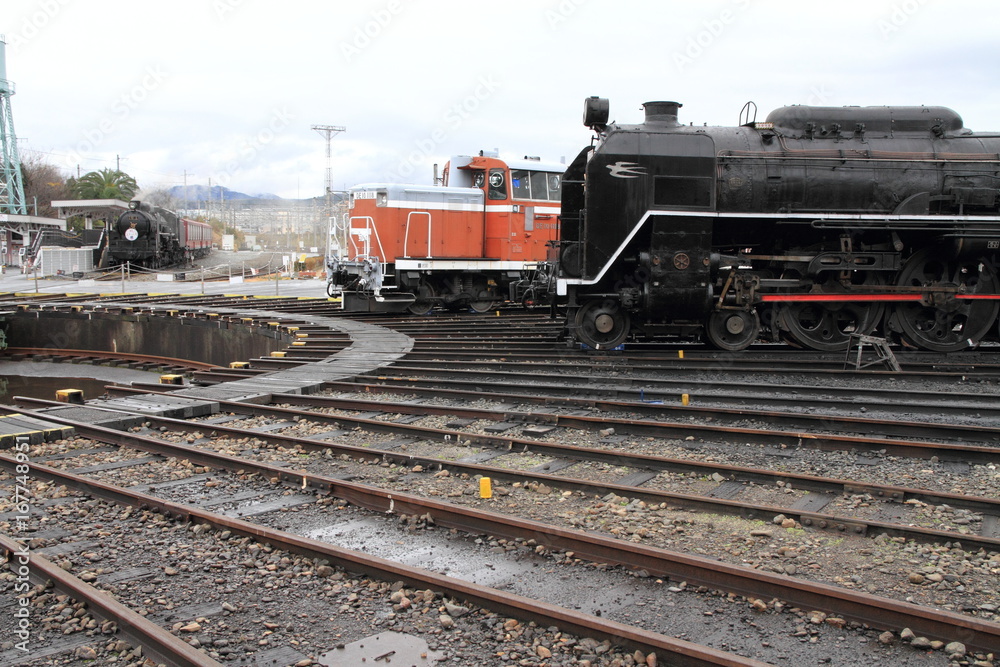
(124, 228, 139, 242)
(672, 252, 690, 270)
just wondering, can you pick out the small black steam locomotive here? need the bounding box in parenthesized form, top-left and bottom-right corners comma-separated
(107, 201, 212, 269)
(556, 97, 1000, 352)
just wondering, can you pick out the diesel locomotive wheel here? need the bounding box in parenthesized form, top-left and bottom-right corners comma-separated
(704, 310, 760, 351)
(779, 273, 885, 351)
(468, 282, 497, 313)
(407, 282, 436, 316)
(574, 300, 630, 349)
(890, 249, 1000, 352)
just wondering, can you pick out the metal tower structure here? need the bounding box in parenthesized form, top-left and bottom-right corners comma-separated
(311, 124, 345, 257)
(0, 35, 27, 215)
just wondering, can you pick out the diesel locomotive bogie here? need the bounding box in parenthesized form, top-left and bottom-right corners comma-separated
(558, 96, 1000, 352)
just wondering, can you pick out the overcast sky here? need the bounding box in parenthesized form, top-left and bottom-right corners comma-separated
(4, 0, 999, 200)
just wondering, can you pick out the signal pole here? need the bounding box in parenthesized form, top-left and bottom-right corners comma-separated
(311, 124, 345, 261)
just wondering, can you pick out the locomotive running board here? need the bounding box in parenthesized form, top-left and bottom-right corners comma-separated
(760, 293, 1000, 302)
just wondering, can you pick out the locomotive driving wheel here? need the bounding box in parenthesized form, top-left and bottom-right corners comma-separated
(574, 299, 630, 349)
(889, 249, 1000, 352)
(704, 309, 760, 351)
(778, 272, 886, 351)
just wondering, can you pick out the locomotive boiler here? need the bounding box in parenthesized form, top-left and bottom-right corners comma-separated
(556, 97, 1000, 352)
(107, 200, 212, 269)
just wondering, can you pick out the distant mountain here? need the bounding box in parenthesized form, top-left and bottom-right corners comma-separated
(167, 184, 283, 205)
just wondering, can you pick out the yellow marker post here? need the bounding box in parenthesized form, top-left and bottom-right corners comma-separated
(56, 389, 84, 404)
(681, 393, 690, 406)
(479, 477, 493, 499)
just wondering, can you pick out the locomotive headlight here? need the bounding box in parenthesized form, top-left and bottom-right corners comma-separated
(583, 96, 610, 129)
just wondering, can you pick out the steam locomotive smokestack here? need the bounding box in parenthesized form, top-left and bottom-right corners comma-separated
(643, 101, 682, 126)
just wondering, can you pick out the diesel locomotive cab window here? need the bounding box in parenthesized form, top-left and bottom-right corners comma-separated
(510, 170, 562, 201)
(653, 175, 713, 209)
(488, 169, 507, 200)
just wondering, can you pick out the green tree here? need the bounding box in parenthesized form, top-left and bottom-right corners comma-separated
(69, 168, 139, 201)
(20, 152, 71, 217)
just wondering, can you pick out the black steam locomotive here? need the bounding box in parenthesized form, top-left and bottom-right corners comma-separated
(555, 97, 1000, 352)
(107, 201, 212, 269)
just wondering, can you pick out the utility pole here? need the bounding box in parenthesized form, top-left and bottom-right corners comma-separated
(311, 124, 345, 261)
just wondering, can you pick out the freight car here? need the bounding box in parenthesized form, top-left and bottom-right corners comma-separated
(106, 200, 212, 269)
(555, 96, 1000, 352)
(326, 152, 563, 313)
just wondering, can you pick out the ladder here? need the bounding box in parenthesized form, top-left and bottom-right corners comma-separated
(844, 334, 901, 372)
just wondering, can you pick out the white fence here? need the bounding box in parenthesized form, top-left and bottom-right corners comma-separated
(35, 247, 95, 277)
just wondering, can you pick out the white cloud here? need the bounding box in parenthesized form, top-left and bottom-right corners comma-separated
(6, 0, 999, 198)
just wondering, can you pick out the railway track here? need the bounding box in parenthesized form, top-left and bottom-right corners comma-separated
(1, 412, 995, 664)
(2, 293, 1000, 665)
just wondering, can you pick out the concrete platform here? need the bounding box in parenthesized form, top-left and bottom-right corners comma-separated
(0, 412, 75, 446)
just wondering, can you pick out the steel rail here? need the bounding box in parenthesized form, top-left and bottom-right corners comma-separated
(3, 429, 998, 655)
(345, 369, 1000, 414)
(45, 387, 1000, 520)
(311, 378, 1000, 441)
(385, 358, 1000, 381)
(1, 347, 220, 371)
(0, 454, 766, 667)
(0, 533, 223, 667)
(15, 397, 1000, 552)
(268, 387, 1000, 447)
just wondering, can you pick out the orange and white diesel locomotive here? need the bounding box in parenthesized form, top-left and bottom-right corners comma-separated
(326, 152, 563, 313)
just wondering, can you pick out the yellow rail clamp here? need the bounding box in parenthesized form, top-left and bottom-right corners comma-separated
(167, 309, 179, 316)
(70, 305, 83, 312)
(479, 477, 493, 499)
(291, 341, 307, 346)
(229, 361, 251, 369)
(678, 350, 684, 359)
(286, 326, 300, 333)
(267, 321, 280, 329)
(241, 317, 254, 324)
(122, 307, 133, 314)
(270, 351, 287, 358)
(206, 313, 219, 320)
(159, 374, 184, 385)
(16, 304, 30, 311)
(681, 393, 690, 406)
(56, 389, 84, 404)
(295, 332, 309, 339)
